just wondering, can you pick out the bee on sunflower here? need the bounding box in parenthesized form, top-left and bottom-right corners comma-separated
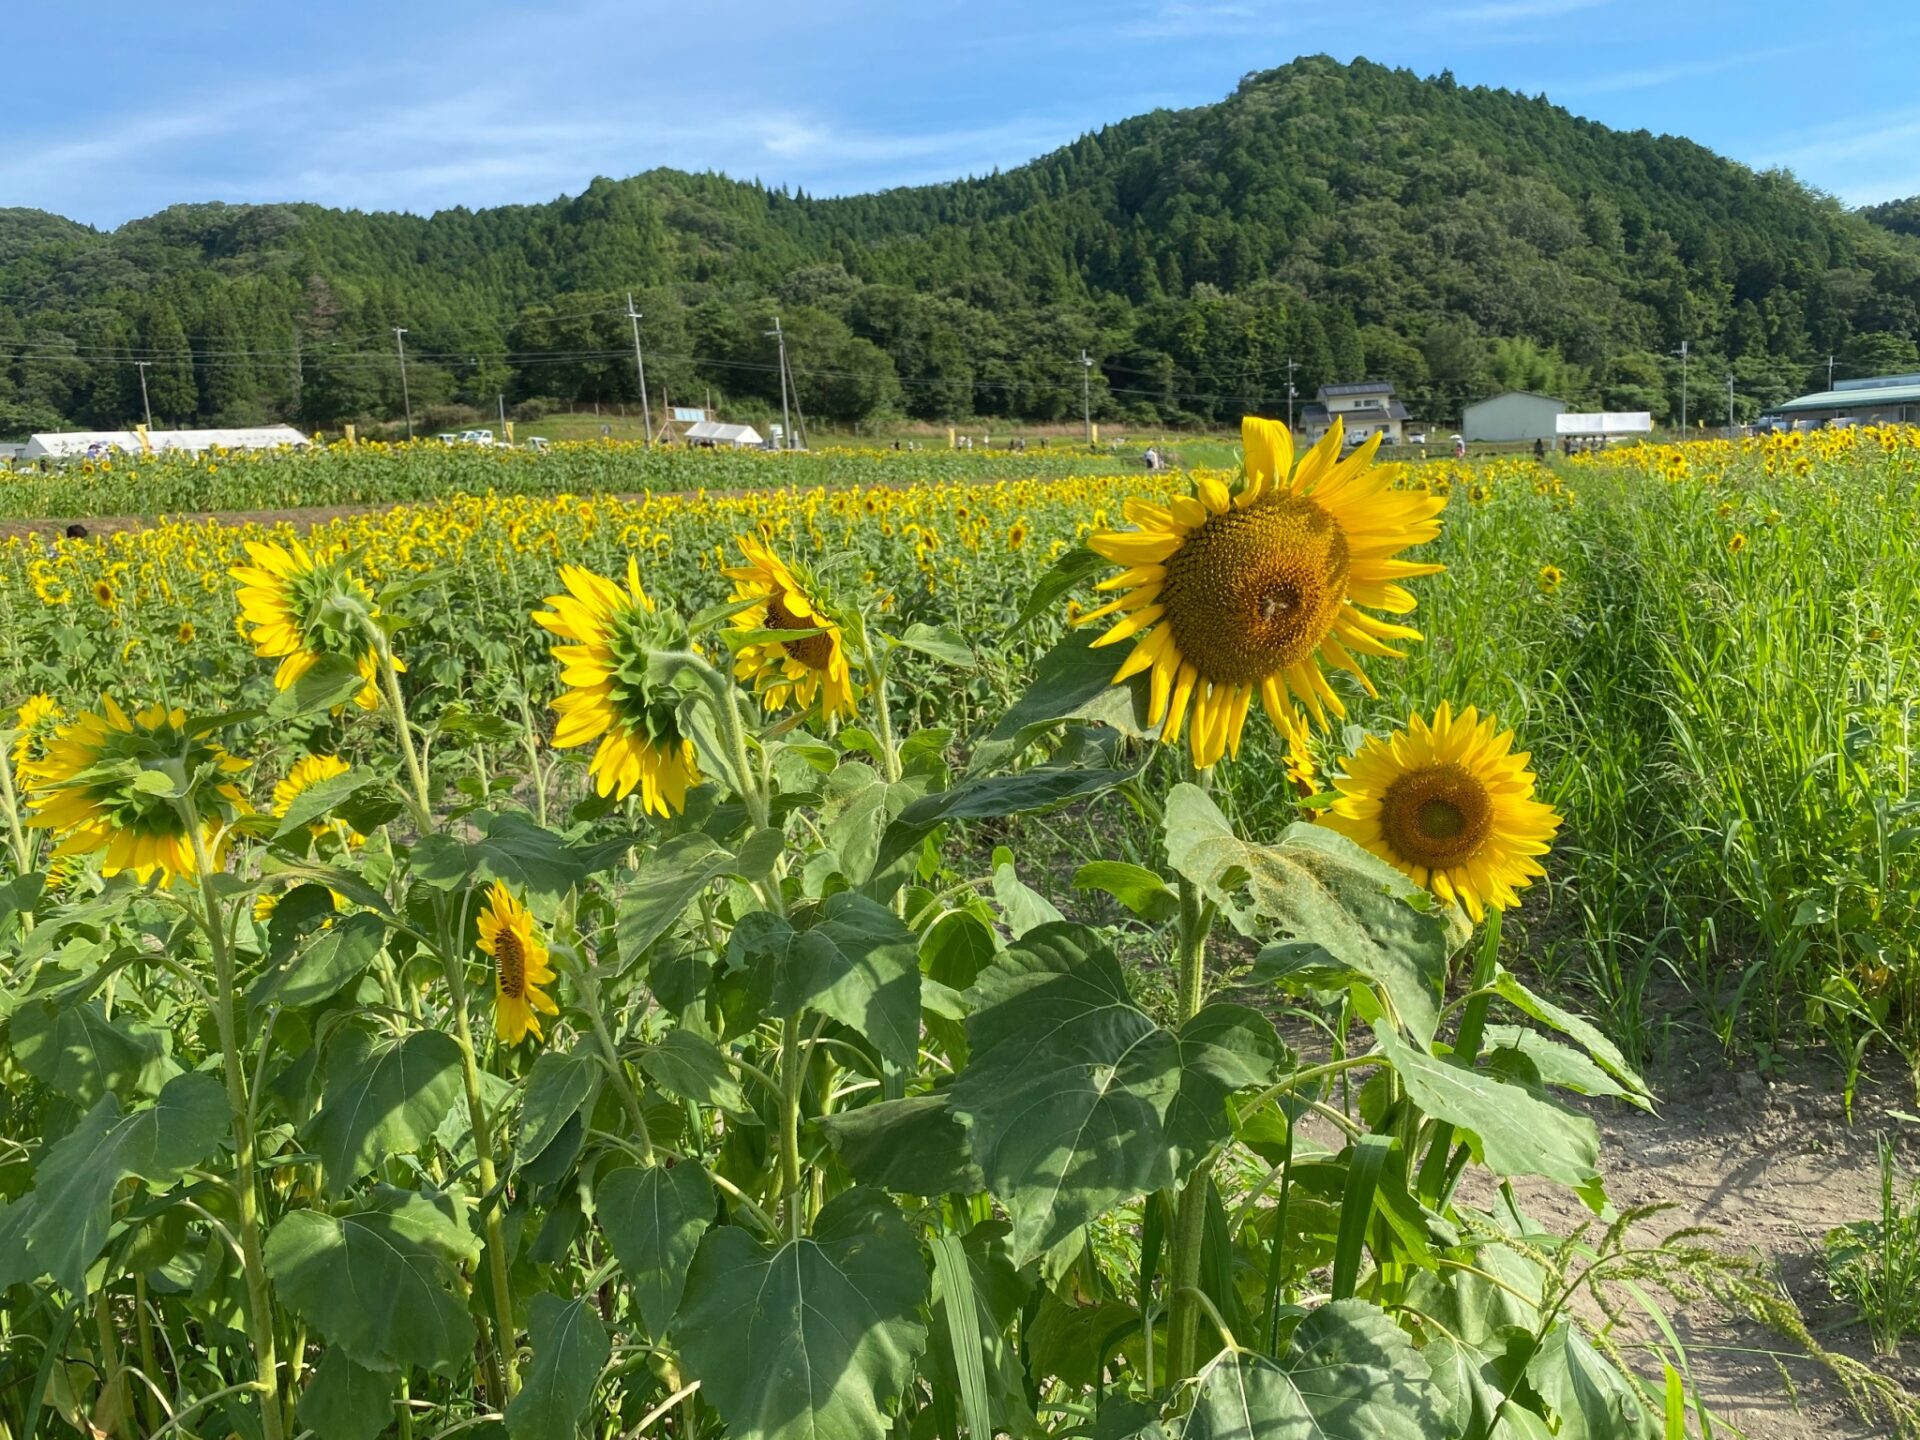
(1077, 415, 1446, 767)
(477, 881, 559, 1044)
(533, 558, 701, 817)
(1317, 702, 1560, 922)
(723, 535, 857, 721)
(229, 539, 402, 711)
(25, 697, 251, 887)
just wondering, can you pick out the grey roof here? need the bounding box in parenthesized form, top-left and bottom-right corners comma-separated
(1776, 382, 1920, 413)
(1319, 381, 1395, 398)
(1463, 390, 1567, 411)
(1302, 402, 1407, 425)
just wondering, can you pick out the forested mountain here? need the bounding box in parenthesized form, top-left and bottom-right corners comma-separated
(1864, 197, 1920, 241)
(4, 55, 1919, 436)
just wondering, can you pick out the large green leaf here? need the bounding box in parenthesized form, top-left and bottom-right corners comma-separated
(1181, 1301, 1445, 1440)
(597, 1161, 714, 1336)
(1491, 970, 1649, 1100)
(731, 894, 924, 1067)
(265, 1186, 479, 1374)
(297, 1350, 396, 1440)
(1166, 1004, 1288, 1170)
(8, 993, 178, 1104)
(676, 1189, 929, 1440)
(616, 832, 738, 971)
(967, 627, 1153, 774)
(306, 1029, 465, 1196)
(1483, 1027, 1649, 1110)
(1373, 1022, 1600, 1190)
(23, 1071, 228, 1294)
(505, 1293, 610, 1440)
(1165, 786, 1450, 1045)
(818, 1094, 985, 1196)
(248, 910, 386, 1018)
(1526, 1322, 1659, 1440)
(516, 1050, 601, 1165)
(635, 1028, 750, 1112)
(412, 809, 623, 904)
(273, 767, 381, 840)
(950, 923, 1182, 1263)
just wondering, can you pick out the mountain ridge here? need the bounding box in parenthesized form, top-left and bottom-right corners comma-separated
(4, 56, 1918, 435)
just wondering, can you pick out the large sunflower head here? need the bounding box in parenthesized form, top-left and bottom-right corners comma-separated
(272, 754, 364, 848)
(230, 539, 399, 711)
(533, 557, 701, 818)
(477, 880, 558, 1045)
(1077, 415, 1445, 767)
(723, 535, 857, 720)
(25, 697, 251, 888)
(1317, 702, 1561, 923)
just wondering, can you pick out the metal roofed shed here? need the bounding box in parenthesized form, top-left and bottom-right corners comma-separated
(1463, 391, 1567, 442)
(1771, 373, 1920, 426)
(1555, 412, 1652, 437)
(684, 421, 765, 449)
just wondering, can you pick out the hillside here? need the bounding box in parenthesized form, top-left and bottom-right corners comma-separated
(4, 55, 1919, 436)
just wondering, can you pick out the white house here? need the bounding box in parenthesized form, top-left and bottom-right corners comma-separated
(683, 421, 765, 449)
(1462, 391, 1567, 443)
(1301, 382, 1409, 446)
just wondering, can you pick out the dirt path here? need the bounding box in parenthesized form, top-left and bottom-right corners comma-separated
(0, 499, 413, 543)
(1507, 1047, 1918, 1437)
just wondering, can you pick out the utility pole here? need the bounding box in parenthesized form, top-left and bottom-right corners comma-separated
(392, 327, 413, 440)
(1726, 373, 1736, 435)
(1672, 340, 1689, 435)
(498, 393, 507, 431)
(626, 293, 654, 446)
(1827, 354, 1836, 390)
(1081, 350, 1094, 444)
(1285, 356, 1300, 432)
(766, 316, 793, 450)
(134, 360, 153, 431)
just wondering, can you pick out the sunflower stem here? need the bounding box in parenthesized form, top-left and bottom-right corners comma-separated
(578, 961, 653, 1162)
(778, 1015, 806, 1239)
(368, 630, 433, 829)
(1165, 790, 1219, 1383)
(857, 632, 902, 784)
(182, 806, 286, 1440)
(441, 955, 521, 1401)
(0, 732, 34, 882)
(1416, 906, 1502, 1205)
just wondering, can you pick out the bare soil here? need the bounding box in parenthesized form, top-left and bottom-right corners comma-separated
(1507, 1043, 1920, 1438)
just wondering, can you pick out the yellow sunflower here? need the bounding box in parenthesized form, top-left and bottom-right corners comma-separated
(532, 558, 701, 817)
(272, 754, 364, 847)
(1537, 564, 1564, 596)
(26, 698, 251, 888)
(230, 539, 401, 711)
(723, 535, 857, 720)
(1078, 415, 1445, 768)
(10, 693, 63, 783)
(1317, 702, 1561, 923)
(477, 881, 558, 1045)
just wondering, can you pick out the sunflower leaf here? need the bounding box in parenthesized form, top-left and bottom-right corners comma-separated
(675, 1190, 930, 1440)
(306, 1030, 465, 1197)
(296, 1350, 396, 1440)
(1166, 785, 1449, 1047)
(268, 654, 368, 719)
(897, 622, 975, 667)
(968, 628, 1154, 775)
(272, 768, 379, 840)
(614, 832, 738, 972)
(248, 911, 386, 1019)
(597, 1161, 714, 1336)
(515, 1050, 601, 1167)
(1005, 543, 1108, 637)
(505, 1293, 610, 1440)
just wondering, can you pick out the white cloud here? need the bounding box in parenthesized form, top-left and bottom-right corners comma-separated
(1444, 0, 1607, 25)
(1120, 1, 1273, 38)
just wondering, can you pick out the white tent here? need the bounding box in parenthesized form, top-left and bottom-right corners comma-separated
(22, 425, 312, 460)
(1555, 412, 1652, 437)
(683, 421, 765, 449)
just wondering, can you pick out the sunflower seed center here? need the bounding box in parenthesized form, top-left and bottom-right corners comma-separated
(1381, 762, 1494, 871)
(496, 929, 527, 1000)
(767, 592, 834, 670)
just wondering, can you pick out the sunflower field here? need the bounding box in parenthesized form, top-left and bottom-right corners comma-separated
(1, 420, 1918, 1440)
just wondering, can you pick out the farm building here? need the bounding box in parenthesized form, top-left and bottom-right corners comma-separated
(1462, 391, 1567, 442)
(1301, 382, 1409, 445)
(1555, 412, 1652, 439)
(1768, 372, 1920, 428)
(683, 421, 765, 449)
(21, 426, 311, 461)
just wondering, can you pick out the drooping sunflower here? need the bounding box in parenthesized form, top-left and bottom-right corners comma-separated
(1317, 702, 1561, 923)
(1078, 415, 1446, 768)
(272, 754, 363, 847)
(477, 880, 558, 1045)
(230, 539, 401, 711)
(533, 558, 701, 817)
(9, 693, 63, 784)
(26, 698, 251, 888)
(723, 535, 857, 720)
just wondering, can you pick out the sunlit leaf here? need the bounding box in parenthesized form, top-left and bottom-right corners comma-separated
(597, 1161, 713, 1336)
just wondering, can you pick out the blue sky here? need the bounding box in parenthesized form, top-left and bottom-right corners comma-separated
(5, 0, 1917, 229)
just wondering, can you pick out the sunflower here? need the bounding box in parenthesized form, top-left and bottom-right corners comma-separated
(230, 539, 401, 711)
(1728, 532, 1748, 554)
(26, 697, 251, 888)
(177, 620, 197, 645)
(92, 579, 117, 609)
(532, 558, 701, 817)
(273, 754, 364, 847)
(9, 693, 63, 783)
(1317, 702, 1560, 923)
(723, 535, 857, 720)
(477, 881, 558, 1045)
(1537, 564, 1564, 596)
(1077, 415, 1445, 767)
